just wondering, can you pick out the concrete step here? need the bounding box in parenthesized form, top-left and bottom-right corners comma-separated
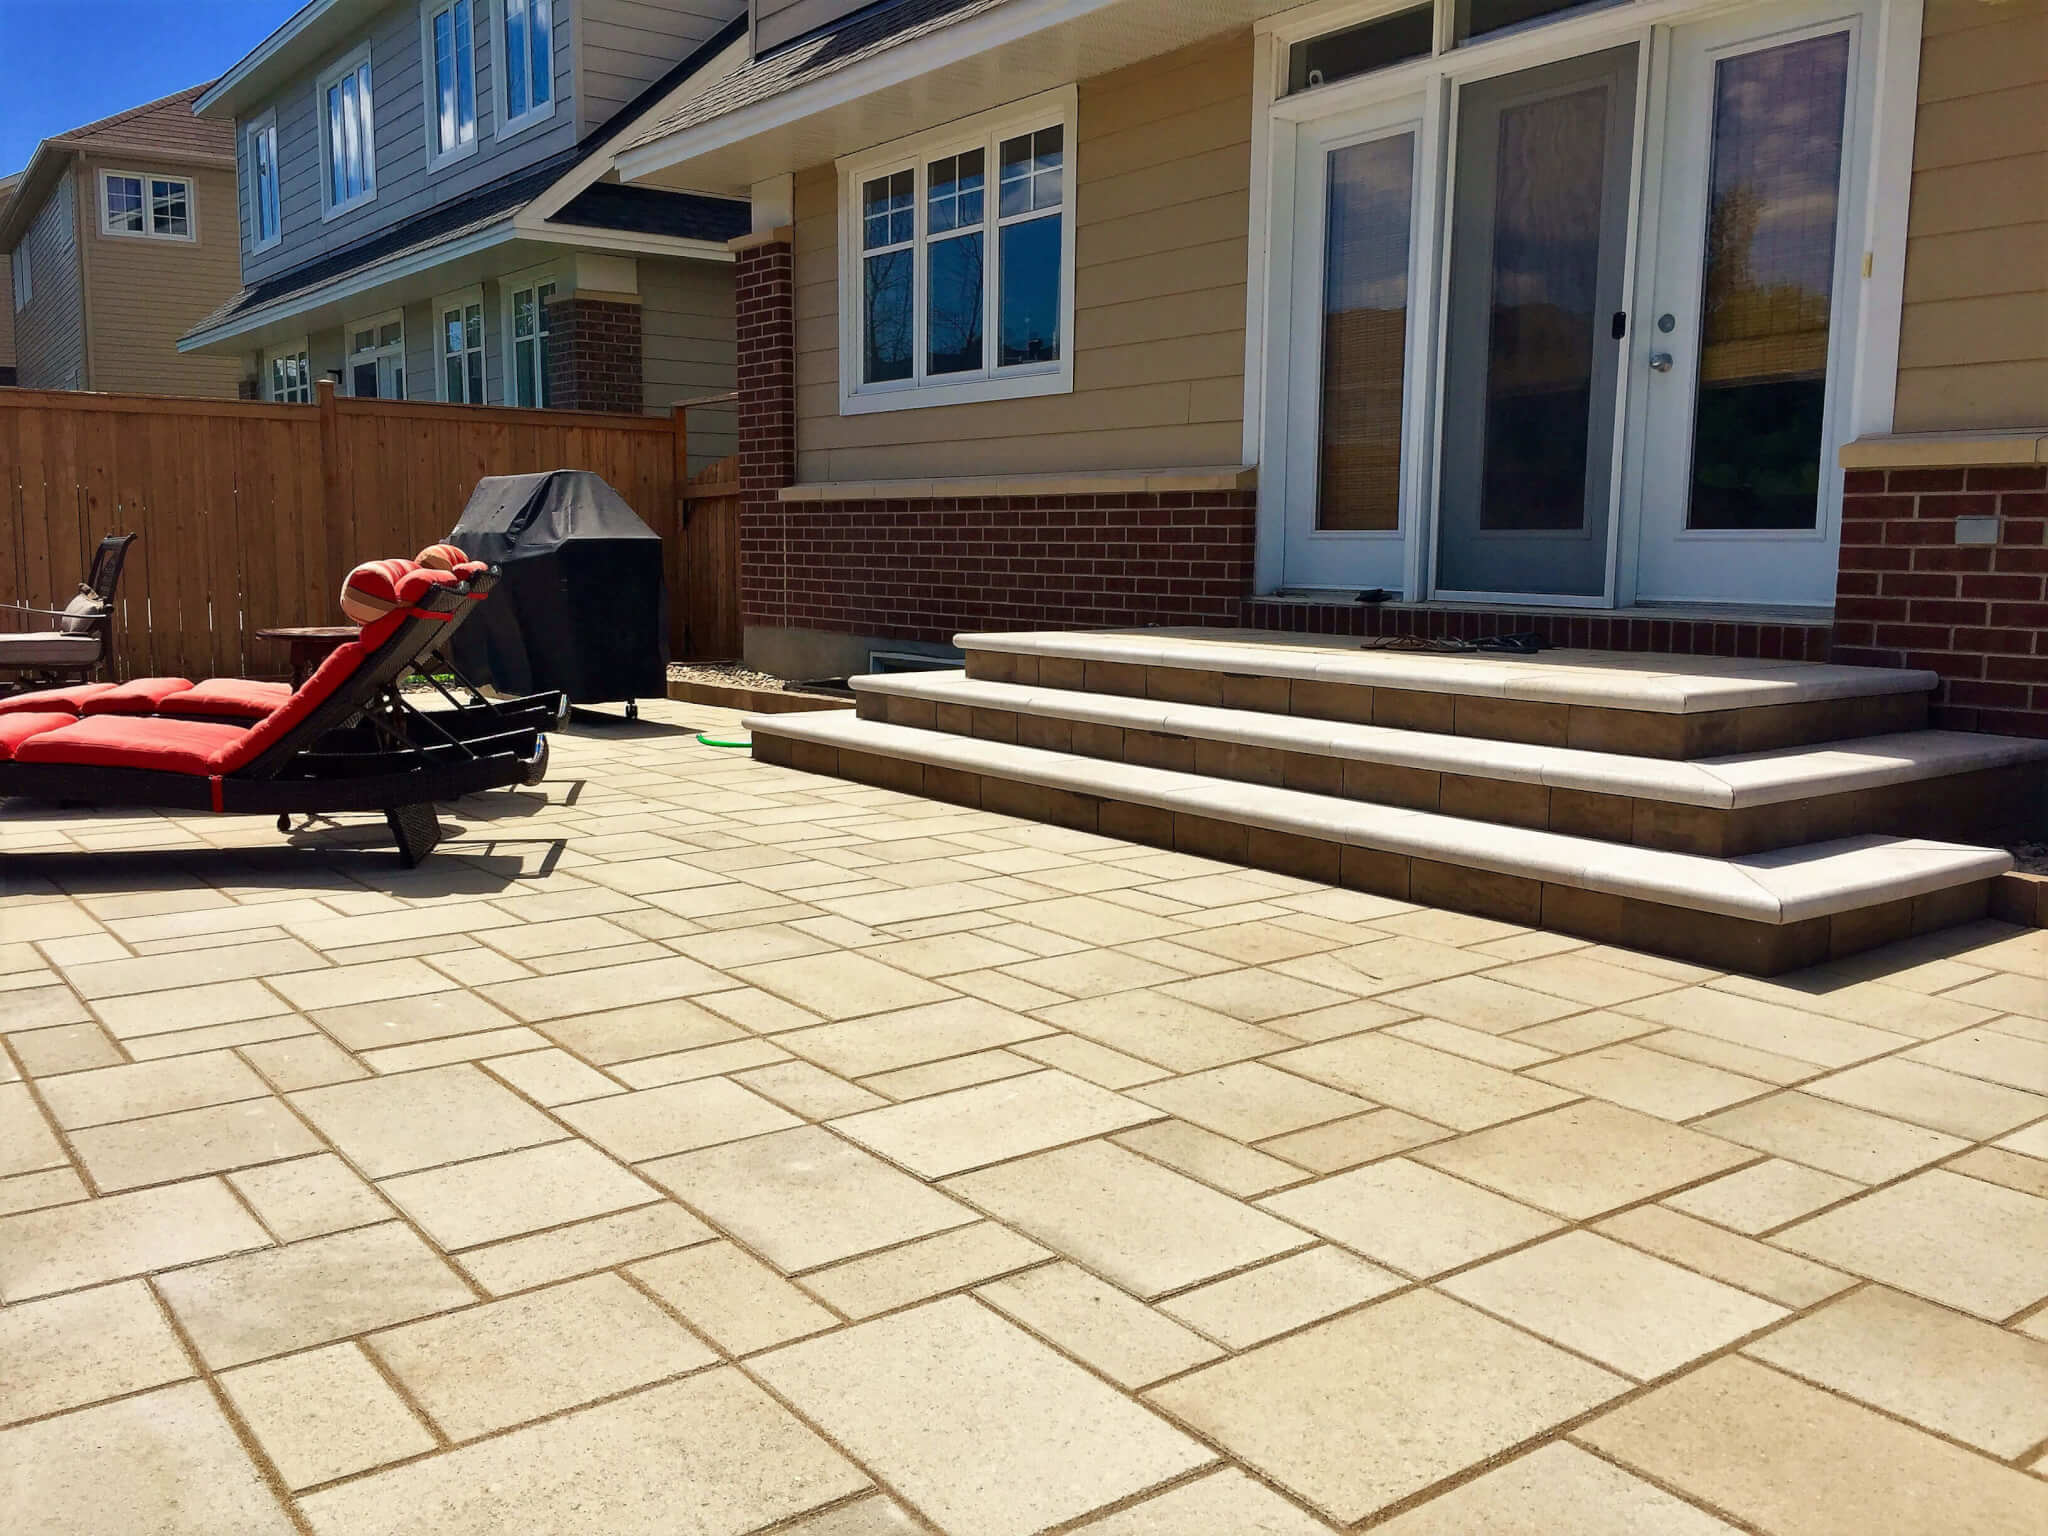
(746, 710, 2010, 976)
(853, 670, 2048, 857)
(961, 630, 1936, 758)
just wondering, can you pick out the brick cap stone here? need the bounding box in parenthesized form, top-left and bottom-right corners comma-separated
(1839, 431, 2048, 471)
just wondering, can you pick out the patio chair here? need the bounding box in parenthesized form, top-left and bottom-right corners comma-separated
(0, 534, 136, 692)
(0, 560, 560, 867)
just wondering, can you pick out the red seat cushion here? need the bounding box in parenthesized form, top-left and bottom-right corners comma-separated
(13, 715, 248, 775)
(0, 683, 115, 716)
(79, 678, 198, 716)
(0, 713, 78, 760)
(396, 567, 460, 605)
(158, 678, 292, 719)
(210, 609, 408, 775)
(414, 543, 468, 572)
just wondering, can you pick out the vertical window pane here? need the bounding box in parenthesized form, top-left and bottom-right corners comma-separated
(1686, 32, 1850, 531)
(445, 352, 463, 401)
(1457, 0, 1619, 42)
(999, 129, 1062, 218)
(456, 1, 475, 142)
(465, 303, 482, 351)
(341, 73, 363, 199)
(515, 338, 536, 406)
(863, 251, 913, 383)
(1318, 134, 1414, 532)
(506, 0, 529, 118)
(435, 10, 456, 152)
(928, 231, 984, 376)
(152, 180, 189, 237)
(536, 283, 554, 406)
(328, 86, 346, 204)
(355, 65, 374, 191)
(863, 171, 913, 249)
(467, 348, 484, 405)
(927, 150, 984, 235)
(1477, 84, 1608, 531)
(1289, 6, 1433, 94)
(530, 0, 553, 106)
(998, 215, 1061, 367)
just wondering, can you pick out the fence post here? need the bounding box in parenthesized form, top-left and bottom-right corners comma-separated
(316, 379, 345, 613)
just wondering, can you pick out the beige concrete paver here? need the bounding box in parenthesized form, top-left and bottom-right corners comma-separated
(0, 1177, 271, 1302)
(0, 1279, 192, 1426)
(1371, 1441, 1739, 1535)
(289, 1063, 567, 1178)
(798, 1220, 1047, 1318)
(218, 1342, 437, 1489)
(1661, 1156, 1864, 1233)
(1159, 1243, 1404, 1349)
(377, 1138, 665, 1249)
(630, 1239, 839, 1355)
(975, 1260, 1223, 1386)
(1271, 1031, 1575, 1130)
(1695, 1091, 1967, 1183)
(1259, 1158, 1561, 1277)
(753, 1295, 1213, 1536)
(1071, 1468, 1331, 1533)
(69, 1096, 322, 1192)
(834, 1069, 1160, 1177)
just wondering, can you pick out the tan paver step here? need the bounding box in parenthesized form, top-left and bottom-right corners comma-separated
(961, 631, 1936, 758)
(746, 711, 2010, 976)
(853, 670, 2048, 858)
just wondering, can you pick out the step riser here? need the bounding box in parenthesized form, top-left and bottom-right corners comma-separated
(964, 648, 1929, 758)
(861, 692, 2043, 857)
(754, 727, 1992, 976)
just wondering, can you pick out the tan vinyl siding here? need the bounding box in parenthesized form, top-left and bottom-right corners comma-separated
(1895, 0, 2048, 430)
(80, 161, 245, 399)
(12, 176, 86, 390)
(579, 0, 745, 135)
(641, 255, 736, 470)
(793, 30, 1252, 483)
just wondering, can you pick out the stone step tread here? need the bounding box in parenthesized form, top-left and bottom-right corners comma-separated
(746, 711, 2010, 927)
(855, 670, 2048, 811)
(959, 629, 1938, 714)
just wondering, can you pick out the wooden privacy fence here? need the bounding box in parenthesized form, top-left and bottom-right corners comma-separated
(0, 381, 741, 683)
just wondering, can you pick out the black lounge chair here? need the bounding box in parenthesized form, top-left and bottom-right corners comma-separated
(0, 564, 560, 866)
(0, 533, 136, 692)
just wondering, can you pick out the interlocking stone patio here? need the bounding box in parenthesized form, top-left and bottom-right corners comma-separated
(3, 697, 2046, 1534)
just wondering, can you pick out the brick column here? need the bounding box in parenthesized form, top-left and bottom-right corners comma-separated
(544, 296, 643, 413)
(734, 235, 796, 637)
(1833, 462, 2048, 736)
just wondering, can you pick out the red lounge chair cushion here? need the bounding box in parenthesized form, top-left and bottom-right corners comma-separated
(414, 543, 468, 572)
(79, 678, 198, 716)
(0, 713, 77, 759)
(340, 559, 418, 625)
(0, 683, 115, 716)
(14, 716, 248, 775)
(395, 567, 460, 605)
(159, 678, 292, 719)
(210, 610, 408, 775)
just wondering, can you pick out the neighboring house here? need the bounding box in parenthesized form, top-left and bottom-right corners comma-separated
(179, 0, 753, 466)
(0, 172, 17, 385)
(0, 88, 244, 397)
(616, 0, 2048, 738)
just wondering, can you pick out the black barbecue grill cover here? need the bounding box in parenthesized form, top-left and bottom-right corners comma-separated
(447, 470, 668, 703)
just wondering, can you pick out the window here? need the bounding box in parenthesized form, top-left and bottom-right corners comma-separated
(1289, 6, 1433, 93)
(506, 276, 555, 407)
(499, 0, 555, 135)
(10, 245, 28, 313)
(319, 49, 377, 217)
(346, 312, 405, 398)
(247, 115, 281, 249)
(424, 1, 478, 167)
(439, 290, 486, 403)
(99, 170, 194, 240)
(265, 342, 313, 403)
(841, 90, 1076, 413)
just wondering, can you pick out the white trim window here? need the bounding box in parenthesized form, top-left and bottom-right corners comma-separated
(10, 245, 29, 313)
(438, 288, 486, 403)
(99, 170, 195, 241)
(424, 0, 479, 168)
(498, 0, 555, 138)
(319, 48, 377, 218)
(838, 89, 1077, 413)
(264, 341, 313, 403)
(246, 113, 282, 250)
(505, 274, 556, 407)
(345, 311, 406, 398)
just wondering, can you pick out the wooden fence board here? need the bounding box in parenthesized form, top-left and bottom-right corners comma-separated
(0, 383, 734, 679)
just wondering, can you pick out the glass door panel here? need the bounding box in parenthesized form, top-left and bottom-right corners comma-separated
(1436, 45, 1637, 597)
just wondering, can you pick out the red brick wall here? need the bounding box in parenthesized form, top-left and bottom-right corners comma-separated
(748, 493, 1257, 642)
(544, 297, 644, 413)
(1833, 464, 2048, 736)
(1242, 598, 1832, 661)
(736, 240, 797, 633)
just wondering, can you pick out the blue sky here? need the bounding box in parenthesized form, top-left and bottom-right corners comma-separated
(0, 1, 305, 173)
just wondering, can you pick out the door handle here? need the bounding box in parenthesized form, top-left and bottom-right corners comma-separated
(1648, 352, 1674, 373)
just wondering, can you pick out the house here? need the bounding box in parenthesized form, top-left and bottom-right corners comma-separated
(0, 172, 17, 385)
(614, 0, 2048, 738)
(0, 88, 244, 397)
(178, 0, 754, 466)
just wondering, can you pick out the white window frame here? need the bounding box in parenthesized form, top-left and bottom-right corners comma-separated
(421, 0, 480, 171)
(11, 244, 29, 313)
(436, 285, 488, 403)
(344, 308, 407, 398)
(502, 266, 559, 408)
(98, 168, 197, 242)
(836, 86, 1078, 415)
(495, 0, 557, 143)
(245, 111, 282, 252)
(263, 339, 314, 403)
(317, 45, 378, 221)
